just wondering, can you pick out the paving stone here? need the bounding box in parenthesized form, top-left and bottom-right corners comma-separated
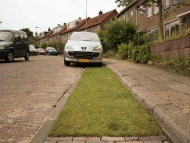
(150, 136, 167, 141)
(102, 137, 124, 141)
(73, 137, 100, 141)
(86, 141, 114, 143)
(115, 141, 143, 143)
(124, 137, 139, 141)
(43, 141, 56, 143)
(139, 137, 151, 141)
(144, 141, 162, 143)
(164, 141, 170, 143)
(45, 137, 72, 141)
(57, 141, 85, 143)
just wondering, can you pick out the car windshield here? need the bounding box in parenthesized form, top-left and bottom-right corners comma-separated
(69, 32, 100, 42)
(47, 47, 55, 50)
(29, 45, 36, 49)
(0, 31, 14, 42)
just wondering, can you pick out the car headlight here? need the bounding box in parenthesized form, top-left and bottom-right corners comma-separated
(65, 45, 74, 51)
(93, 45, 102, 52)
(0, 46, 5, 49)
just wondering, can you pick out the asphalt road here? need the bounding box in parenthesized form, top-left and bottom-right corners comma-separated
(0, 55, 84, 143)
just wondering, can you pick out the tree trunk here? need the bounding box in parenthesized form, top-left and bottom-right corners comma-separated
(158, 0, 164, 41)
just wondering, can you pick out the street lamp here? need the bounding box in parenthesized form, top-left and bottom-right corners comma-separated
(35, 27, 42, 37)
(0, 21, 2, 29)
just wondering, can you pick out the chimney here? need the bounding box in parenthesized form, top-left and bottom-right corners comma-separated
(99, 10, 103, 15)
(64, 23, 67, 26)
(48, 27, 51, 31)
(78, 17, 81, 21)
(58, 24, 60, 26)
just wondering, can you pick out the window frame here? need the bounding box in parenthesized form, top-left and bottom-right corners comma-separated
(147, 2, 152, 18)
(154, 1, 159, 14)
(174, 0, 180, 5)
(165, 0, 170, 9)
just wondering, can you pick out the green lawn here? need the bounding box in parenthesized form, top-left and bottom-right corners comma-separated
(48, 65, 162, 137)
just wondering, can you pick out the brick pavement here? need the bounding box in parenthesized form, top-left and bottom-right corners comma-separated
(0, 56, 84, 143)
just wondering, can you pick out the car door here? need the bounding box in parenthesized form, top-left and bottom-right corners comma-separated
(13, 32, 22, 57)
(21, 33, 29, 56)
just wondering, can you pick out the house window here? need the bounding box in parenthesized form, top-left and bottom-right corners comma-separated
(154, 1, 159, 14)
(187, 18, 190, 29)
(131, 10, 133, 16)
(126, 13, 129, 21)
(174, 0, 180, 5)
(165, 0, 170, 8)
(148, 3, 152, 18)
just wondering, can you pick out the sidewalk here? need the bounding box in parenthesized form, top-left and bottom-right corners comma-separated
(103, 59, 190, 143)
(32, 59, 190, 143)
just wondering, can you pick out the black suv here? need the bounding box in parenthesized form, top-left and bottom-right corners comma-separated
(0, 29, 29, 62)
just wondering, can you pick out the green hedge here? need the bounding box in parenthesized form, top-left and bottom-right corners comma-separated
(117, 43, 151, 63)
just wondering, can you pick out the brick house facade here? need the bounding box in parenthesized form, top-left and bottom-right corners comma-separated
(116, 0, 190, 38)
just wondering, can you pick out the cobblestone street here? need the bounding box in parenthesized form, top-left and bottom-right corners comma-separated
(0, 55, 84, 143)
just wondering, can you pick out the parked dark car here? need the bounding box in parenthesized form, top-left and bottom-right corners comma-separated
(45, 47, 57, 56)
(0, 29, 29, 62)
(29, 45, 37, 56)
(36, 48, 45, 55)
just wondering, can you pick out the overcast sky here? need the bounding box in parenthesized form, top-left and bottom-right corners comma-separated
(0, 0, 122, 35)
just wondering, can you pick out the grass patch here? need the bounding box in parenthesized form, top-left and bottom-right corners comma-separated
(48, 65, 162, 137)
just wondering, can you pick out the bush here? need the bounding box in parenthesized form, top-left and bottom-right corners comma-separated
(117, 42, 133, 59)
(132, 43, 151, 63)
(103, 50, 117, 58)
(42, 43, 47, 49)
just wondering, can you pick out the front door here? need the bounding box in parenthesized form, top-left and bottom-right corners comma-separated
(13, 33, 22, 57)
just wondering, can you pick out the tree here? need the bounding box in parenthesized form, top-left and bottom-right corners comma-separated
(20, 28, 38, 45)
(20, 28, 33, 37)
(98, 19, 137, 52)
(115, 0, 190, 41)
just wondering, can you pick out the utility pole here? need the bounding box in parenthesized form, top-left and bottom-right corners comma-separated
(86, 0, 87, 31)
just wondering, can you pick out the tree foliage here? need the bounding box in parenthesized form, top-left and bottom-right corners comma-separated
(20, 28, 33, 37)
(98, 19, 137, 52)
(20, 28, 37, 45)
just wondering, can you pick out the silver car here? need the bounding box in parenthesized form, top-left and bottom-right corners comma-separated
(63, 32, 103, 66)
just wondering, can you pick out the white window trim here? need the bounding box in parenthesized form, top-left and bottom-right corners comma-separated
(165, 0, 170, 8)
(148, 2, 152, 18)
(154, 1, 159, 14)
(131, 10, 133, 16)
(174, 0, 180, 5)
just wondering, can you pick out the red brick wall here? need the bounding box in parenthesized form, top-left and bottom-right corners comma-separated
(150, 34, 190, 61)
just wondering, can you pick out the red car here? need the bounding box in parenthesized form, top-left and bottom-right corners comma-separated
(36, 48, 45, 55)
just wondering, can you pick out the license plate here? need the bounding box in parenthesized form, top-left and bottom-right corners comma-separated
(78, 59, 90, 63)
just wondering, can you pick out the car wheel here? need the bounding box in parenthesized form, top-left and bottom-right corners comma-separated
(64, 58, 70, 66)
(25, 51, 29, 61)
(97, 62, 102, 67)
(5, 51, 14, 62)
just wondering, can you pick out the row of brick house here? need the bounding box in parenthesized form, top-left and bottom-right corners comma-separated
(36, 0, 190, 47)
(36, 9, 118, 46)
